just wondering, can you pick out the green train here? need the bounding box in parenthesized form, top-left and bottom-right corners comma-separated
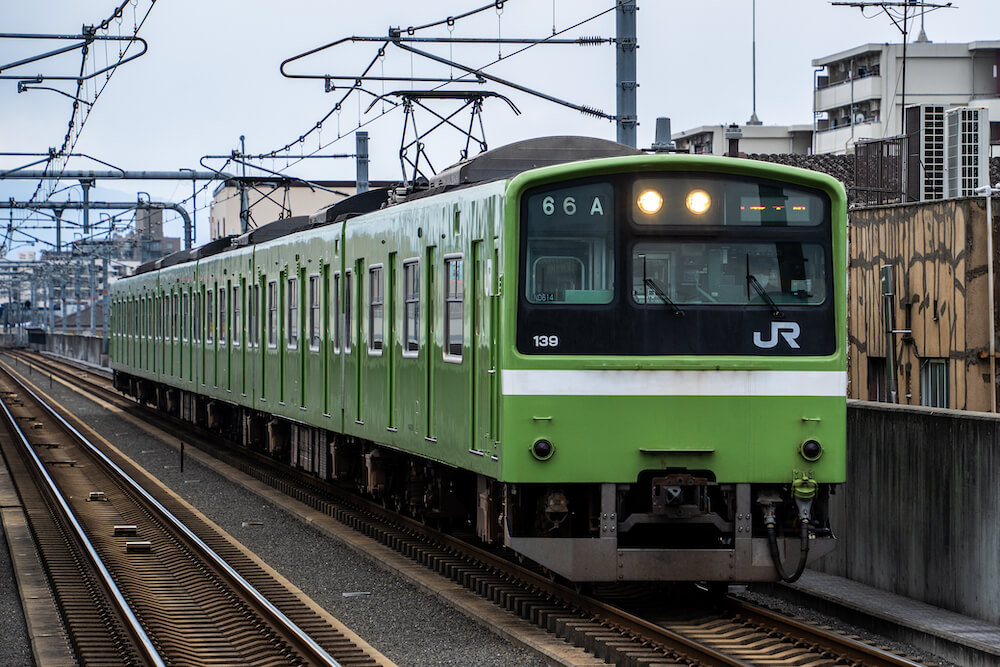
(111, 137, 846, 583)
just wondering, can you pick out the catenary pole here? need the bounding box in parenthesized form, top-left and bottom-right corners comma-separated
(616, 0, 637, 147)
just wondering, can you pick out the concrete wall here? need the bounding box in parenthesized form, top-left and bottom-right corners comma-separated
(35, 332, 108, 368)
(815, 401, 1000, 623)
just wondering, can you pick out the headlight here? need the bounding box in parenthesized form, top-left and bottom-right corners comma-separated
(637, 189, 664, 215)
(686, 189, 711, 215)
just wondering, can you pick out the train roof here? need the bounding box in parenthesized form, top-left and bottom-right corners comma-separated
(128, 136, 642, 278)
(309, 187, 390, 225)
(429, 135, 641, 187)
(234, 215, 312, 247)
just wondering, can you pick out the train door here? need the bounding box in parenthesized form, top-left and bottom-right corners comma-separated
(354, 259, 364, 425)
(235, 280, 244, 397)
(246, 278, 258, 402)
(172, 289, 180, 379)
(219, 284, 227, 391)
(184, 287, 191, 383)
(471, 240, 494, 452)
(322, 264, 331, 417)
(387, 252, 397, 429)
(198, 284, 205, 388)
(341, 268, 352, 424)
(424, 246, 436, 440)
(278, 269, 287, 405)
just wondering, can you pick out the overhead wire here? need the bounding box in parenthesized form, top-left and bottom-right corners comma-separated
(254, 2, 616, 177)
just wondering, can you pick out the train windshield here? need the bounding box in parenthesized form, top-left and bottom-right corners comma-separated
(523, 182, 615, 304)
(517, 172, 836, 356)
(632, 241, 826, 307)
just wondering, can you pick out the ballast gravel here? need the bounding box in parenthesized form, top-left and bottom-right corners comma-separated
(0, 354, 955, 667)
(18, 359, 546, 667)
(0, 524, 33, 665)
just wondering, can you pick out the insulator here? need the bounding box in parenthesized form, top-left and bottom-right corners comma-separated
(579, 105, 608, 119)
(577, 36, 604, 45)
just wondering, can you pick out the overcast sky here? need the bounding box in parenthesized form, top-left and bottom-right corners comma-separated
(1, 0, 996, 255)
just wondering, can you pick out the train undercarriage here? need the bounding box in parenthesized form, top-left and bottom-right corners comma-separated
(116, 372, 837, 583)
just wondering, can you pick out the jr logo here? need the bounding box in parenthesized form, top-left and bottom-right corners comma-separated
(753, 321, 801, 349)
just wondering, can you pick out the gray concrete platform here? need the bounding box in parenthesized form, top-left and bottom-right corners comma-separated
(774, 570, 1000, 667)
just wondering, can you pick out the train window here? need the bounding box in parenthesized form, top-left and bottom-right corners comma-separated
(444, 256, 463, 360)
(267, 280, 277, 348)
(368, 266, 383, 353)
(253, 283, 261, 347)
(232, 285, 241, 346)
(248, 284, 256, 347)
(523, 182, 614, 304)
(193, 291, 201, 343)
(403, 260, 419, 355)
(173, 292, 179, 340)
(218, 287, 227, 344)
(332, 273, 341, 352)
(344, 271, 352, 353)
(248, 283, 258, 348)
(182, 291, 190, 342)
(206, 289, 214, 344)
(631, 241, 827, 306)
(308, 274, 320, 351)
(287, 277, 298, 350)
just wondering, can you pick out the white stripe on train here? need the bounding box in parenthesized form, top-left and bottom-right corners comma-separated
(501, 369, 846, 397)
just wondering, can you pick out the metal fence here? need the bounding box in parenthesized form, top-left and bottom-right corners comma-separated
(853, 136, 908, 206)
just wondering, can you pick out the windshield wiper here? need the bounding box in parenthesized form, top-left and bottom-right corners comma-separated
(644, 277, 684, 317)
(639, 254, 683, 317)
(746, 254, 783, 318)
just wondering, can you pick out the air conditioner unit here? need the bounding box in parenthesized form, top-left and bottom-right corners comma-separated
(945, 106, 989, 198)
(904, 104, 945, 201)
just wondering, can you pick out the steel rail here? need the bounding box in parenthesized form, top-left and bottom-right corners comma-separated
(16, 352, 741, 665)
(0, 367, 165, 667)
(368, 495, 752, 666)
(727, 598, 927, 667)
(21, 351, 929, 667)
(3, 365, 344, 667)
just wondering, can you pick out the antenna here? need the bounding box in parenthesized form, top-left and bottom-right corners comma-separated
(832, 1, 955, 133)
(748, 0, 761, 125)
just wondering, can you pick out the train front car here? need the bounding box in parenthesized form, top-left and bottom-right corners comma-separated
(498, 155, 846, 583)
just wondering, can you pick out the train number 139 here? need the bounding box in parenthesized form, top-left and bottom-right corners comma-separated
(532, 335, 559, 348)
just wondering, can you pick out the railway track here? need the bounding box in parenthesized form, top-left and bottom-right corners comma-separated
(6, 350, 934, 667)
(0, 355, 387, 666)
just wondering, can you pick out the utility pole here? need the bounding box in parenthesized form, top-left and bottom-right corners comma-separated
(81, 178, 93, 234)
(616, 0, 638, 147)
(53, 206, 64, 252)
(74, 264, 80, 335)
(239, 135, 249, 234)
(89, 261, 96, 335)
(356, 131, 370, 194)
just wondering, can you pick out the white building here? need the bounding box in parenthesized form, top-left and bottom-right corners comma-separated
(812, 40, 1000, 155)
(672, 123, 814, 156)
(209, 179, 392, 240)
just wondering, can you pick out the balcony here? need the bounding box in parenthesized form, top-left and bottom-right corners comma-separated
(815, 74, 882, 113)
(814, 122, 883, 155)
